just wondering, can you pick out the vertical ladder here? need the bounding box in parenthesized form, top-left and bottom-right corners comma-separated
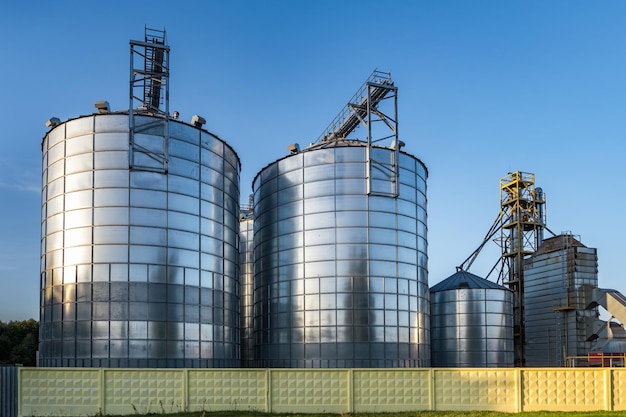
(129, 27, 170, 172)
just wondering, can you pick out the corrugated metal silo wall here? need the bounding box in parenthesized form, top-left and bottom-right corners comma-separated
(239, 215, 254, 366)
(524, 246, 598, 366)
(252, 143, 430, 368)
(431, 288, 514, 367)
(0, 367, 18, 417)
(39, 114, 241, 368)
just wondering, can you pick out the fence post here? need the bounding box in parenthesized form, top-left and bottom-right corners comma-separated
(347, 369, 353, 413)
(182, 369, 188, 412)
(428, 368, 434, 411)
(605, 368, 613, 411)
(515, 368, 522, 413)
(266, 369, 271, 413)
(99, 368, 105, 415)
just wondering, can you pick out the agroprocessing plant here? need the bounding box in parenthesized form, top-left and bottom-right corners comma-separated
(38, 27, 626, 369)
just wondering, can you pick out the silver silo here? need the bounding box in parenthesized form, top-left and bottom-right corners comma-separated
(239, 204, 254, 367)
(524, 234, 598, 366)
(252, 140, 430, 368)
(430, 270, 514, 367)
(39, 113, 241, 367)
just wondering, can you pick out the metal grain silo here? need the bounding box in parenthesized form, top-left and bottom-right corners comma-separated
(252, 140, 430, 368)
(39, 112, 241, 367)
(523, 233, 599, 366)
(430, 270, 514, 367)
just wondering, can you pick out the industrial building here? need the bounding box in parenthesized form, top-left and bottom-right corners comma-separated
(38, 27, 626, 368)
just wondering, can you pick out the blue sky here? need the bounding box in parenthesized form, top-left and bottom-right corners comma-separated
(0, 1, 624, 321)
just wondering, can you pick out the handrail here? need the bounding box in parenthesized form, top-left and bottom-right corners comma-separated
(316, 70, 393, 143)
(566, 353, 626, 367)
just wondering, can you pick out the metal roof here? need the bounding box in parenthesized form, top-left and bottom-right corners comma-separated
(430, 270, 509, 292)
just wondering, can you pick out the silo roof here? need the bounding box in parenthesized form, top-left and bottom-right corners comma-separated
(430, 270, 509, 292)
(533, 234, 586, 256)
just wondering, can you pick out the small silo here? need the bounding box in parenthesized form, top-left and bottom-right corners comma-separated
(251, 140, 430, 368)
(39, 111, 241, 367)
(430, 270, 514, 367)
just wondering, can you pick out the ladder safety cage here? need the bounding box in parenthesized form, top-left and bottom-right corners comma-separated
(317, 70, 400, 198)
(129, 26, 170, 173)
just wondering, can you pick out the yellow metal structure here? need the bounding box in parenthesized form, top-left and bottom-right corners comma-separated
(498, 171, 545, 366)
(18, 367, 626, 415)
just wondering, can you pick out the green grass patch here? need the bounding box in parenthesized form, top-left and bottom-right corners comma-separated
(113, 411, 626, 417)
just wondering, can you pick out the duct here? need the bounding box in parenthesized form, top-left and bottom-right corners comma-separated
(586, 287, 626, 326)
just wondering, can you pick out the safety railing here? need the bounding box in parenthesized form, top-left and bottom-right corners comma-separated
(566, 353, 626, 367)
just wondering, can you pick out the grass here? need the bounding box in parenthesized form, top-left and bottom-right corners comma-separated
(110, 411, 626, 417)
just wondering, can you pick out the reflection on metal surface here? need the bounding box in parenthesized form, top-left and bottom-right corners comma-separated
(430, 270, 514, 367)
(251, 140, 429, 367)
(239, 208, 254, 366)
(40, 113, 241, 367)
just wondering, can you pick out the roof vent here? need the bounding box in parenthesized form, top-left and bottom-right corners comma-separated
(94, 100, 110, 114)
(45, 117, 61, 127)
(191, 115, 206, 128)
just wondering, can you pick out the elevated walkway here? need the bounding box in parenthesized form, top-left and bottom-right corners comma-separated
(317, 70, 394, 143)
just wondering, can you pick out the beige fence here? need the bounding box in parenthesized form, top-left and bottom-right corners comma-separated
(18, 367, 626, 415)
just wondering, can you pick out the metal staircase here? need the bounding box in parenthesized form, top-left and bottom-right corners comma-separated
(316, 70, 400, 197)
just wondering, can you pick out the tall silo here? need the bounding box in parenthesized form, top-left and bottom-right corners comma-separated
(251, 140, 430, 368)
(430, 270, 514, 367)
(38, 28, 241, 367)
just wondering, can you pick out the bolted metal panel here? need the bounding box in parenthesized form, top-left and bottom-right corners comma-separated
(39, 113, 241, 367)
(523, 234, 599, 367)
(430, 271, 514, 367)
(251, 141, 429, 368)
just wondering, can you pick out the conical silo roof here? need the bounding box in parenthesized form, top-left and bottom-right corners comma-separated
(430, 270, 508, 292)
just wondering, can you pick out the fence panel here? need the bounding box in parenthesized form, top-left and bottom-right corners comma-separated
(187, 369, 266, 412)
(19, 368, 100, 417)
(103, 369, 183, 416)
(1, 367, 18, 417)
(353, 369, 431, 413)
(612, 369, 626, 410)
(433, 368, 518, 412)
(522, 368, 607, 412)
(269, 369, 348, 414)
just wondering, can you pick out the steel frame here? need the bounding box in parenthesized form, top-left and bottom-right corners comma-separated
(316, 70, 399, 197)
(498, 171, 545, 366)
(129, 27, 170, 173)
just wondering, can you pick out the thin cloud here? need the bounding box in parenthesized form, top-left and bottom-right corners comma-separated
(0, 159, 41, 194)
